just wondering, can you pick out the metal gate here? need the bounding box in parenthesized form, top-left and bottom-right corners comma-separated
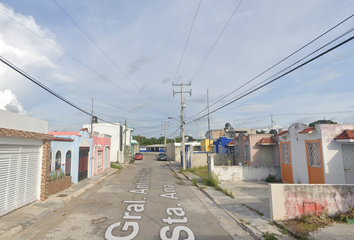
(342, 144, 354, 184)
(78, 148, 89, 182)
(0, 145, 40, 217)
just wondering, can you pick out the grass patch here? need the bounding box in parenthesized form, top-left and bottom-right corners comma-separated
(191, 177, 197, 186)
(283, 213, 333, 238)
(265, 174, 280, 183)
(187, 166, 209, 178)
(202, 173, 219, 187)
(263, 232, 278, 240)
(333, 208, 354, 223)
(111, 162, 123, 170)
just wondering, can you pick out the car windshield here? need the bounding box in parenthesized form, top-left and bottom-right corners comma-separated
(135, 153, 142, 155)
(159, 153, 166, 156)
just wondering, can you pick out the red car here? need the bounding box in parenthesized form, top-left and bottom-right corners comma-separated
(134, 152, 143, 160)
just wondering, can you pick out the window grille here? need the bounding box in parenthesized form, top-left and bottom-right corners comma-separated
(281, 143, 291, 164)
(306, 142, 322, 167)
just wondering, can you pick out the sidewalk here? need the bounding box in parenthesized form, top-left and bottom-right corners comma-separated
(168, 161, 354, 240)
(0, 167, 119, 240)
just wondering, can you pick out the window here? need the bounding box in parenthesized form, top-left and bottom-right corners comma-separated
(97, 151, 103, 169)
(306, 141, 322, 167)
(55, 150, 61, 171)
(244, 145, 250, 160)
(280, 143, 291, 164)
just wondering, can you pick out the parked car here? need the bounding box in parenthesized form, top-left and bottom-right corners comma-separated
(134, 152, 143, 160)
(157, 153, 168, 161)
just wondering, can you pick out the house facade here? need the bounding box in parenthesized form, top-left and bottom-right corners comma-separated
(0, 110, 53, 217)
(276, 123, 354, 184)
(83, 123, 134, 163)
(49, 129, 92, 184)
(92, 132, 111, 176)
(232, 133, 280, 167)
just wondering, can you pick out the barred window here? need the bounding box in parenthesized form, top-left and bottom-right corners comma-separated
(306, 141, 322, 167)
(280, 143, 291, 164)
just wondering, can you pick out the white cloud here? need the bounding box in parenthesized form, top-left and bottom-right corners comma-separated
(0, 89, 26, 114)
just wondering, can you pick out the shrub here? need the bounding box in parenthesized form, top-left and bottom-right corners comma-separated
(49, 170, 66, 182)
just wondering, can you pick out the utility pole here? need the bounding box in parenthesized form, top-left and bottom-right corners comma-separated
(124, 119, 127, 163)
(271, 115, 275, 130)
(207, 89, 211, 176)
(173, 82, 192, 170)
(164, 122, 167, 152)
(90, 98, 94, 138)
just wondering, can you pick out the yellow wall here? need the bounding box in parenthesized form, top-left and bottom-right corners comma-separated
(201, 139, 213, 152)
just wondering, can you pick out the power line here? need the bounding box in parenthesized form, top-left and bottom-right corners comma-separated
(0, 55, 118, 126)
(209, 26, 354, 113)
(186, 14, 354, 122)
(164, 0, 202, 113)
(52, 0, 163, 114)
(186, 34, 354, 124)
(26, 71, 162, 121)
(0, 8, 164, 116)
(190, 0, 243, 82)
(188, 25, 354, 122)
(207, 12, 354, 109)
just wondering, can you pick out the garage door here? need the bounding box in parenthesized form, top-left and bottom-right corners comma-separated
(0, 145, 41, 217)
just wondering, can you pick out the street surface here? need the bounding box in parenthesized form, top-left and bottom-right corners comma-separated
(13, 154, 253, 240)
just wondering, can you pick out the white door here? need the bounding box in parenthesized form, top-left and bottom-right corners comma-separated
(342, 144, 354, 184)
(104, 147, 109, 170)
(0, 145, 41, 217)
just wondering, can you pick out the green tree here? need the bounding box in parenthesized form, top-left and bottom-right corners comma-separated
(309, 119, 337, 127)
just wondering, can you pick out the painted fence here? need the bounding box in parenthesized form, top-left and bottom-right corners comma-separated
(213, 165, 281, 182)
(269, 184, 354, 221)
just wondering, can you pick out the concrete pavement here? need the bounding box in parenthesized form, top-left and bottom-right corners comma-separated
(168, 161, 354, 240)
(0, 167, 120, 240)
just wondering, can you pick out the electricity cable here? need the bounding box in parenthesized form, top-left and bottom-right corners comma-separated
(0, 9, 164, 116)
(186, 34, 354, 124)
(52, 0, 163, 114)
(207, 12, 354, 109)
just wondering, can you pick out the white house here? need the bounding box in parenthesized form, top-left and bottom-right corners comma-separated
(0, 110, 52, 217)
(83, 122, 134, 163)
(276, 123, 354, 184)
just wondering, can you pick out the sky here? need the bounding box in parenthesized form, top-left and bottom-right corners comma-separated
(1, 0, 354, 139)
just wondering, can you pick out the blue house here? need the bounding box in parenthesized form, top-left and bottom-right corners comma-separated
(213, 137, 233, 153)
(49, 129, 93, 184)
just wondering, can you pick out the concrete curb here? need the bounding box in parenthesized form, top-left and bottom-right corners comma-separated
(0, 168, 119, 240)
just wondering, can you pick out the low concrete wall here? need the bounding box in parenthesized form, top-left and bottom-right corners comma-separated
(269, 184, 354, 221)
(191, 152, 208, 168)
(213, 165, 281, 182)
(213, 153, 229, 165)
(48, 176, 72, 196)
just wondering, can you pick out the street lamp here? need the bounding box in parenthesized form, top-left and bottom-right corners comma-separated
(168, 116, 186, 170)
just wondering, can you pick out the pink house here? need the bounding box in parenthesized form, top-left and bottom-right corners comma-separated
(234, 133, 280, 166)
(92, 132, 111, 176)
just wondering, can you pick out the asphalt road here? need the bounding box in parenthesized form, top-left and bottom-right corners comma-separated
(13, 154, 253, 240)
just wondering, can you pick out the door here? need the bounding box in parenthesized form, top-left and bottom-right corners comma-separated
(261, 146, 273, 166)
(305, 140, 325, 184)
(0, 145, 40, 217)
(279, 142, 294, 183)
(78, 148, 89, 182)
(342, 144, 354, 184)
(65, 150, 71, 176)
(104, 147, 110, 170)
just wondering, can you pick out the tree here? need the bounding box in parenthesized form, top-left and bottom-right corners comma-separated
(309, 119, 337, 127)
